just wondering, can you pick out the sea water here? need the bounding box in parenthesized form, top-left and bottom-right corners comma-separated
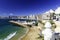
(0, 19, 27, 40)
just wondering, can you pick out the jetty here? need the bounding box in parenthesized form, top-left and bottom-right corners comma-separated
(9, 21, 28, 28)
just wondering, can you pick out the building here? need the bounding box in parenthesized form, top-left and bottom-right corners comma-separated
(9, 16, 18, 19)
(54, 7, 60, 21)
(35, 14, 42, 21)
(28, 15, 36, 19)
(42, 9, 55, 20)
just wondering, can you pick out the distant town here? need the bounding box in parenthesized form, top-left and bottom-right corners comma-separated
(0, 14, 42, 21)
(0, 7, 60, 22)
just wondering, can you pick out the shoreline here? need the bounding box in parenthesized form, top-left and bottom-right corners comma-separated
(10, 27, 28, 40)
(21, 23, 43, 40)
(18, 27, 29, 40)
(9, 20, 30, 40)
(9, 20, 43, 40)
(21, 26, 40, 40)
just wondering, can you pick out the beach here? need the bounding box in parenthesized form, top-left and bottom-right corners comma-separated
(0, 19, 60, 40)
(19, 23, 43, 40)
(9, 20, 43, 40)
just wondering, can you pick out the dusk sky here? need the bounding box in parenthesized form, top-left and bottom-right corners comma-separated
(0, 0, 60, 16)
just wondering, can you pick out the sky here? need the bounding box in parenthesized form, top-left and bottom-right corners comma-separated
(0, 0, 60, 16)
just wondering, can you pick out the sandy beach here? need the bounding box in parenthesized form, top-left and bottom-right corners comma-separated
(20, 23, 43, 40)
(10, 20, 43, 40)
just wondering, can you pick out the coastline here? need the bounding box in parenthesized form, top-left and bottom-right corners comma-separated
(9, 20, 30, 40)
(18, 27, 29, 40)
(9, 20, 43, 40)
(0, 19, 28, 40)
(10, 27, 28, 40)
(21, 23, 43, 40)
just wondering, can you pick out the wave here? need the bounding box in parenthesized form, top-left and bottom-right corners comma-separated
(4, 31, 17, 40)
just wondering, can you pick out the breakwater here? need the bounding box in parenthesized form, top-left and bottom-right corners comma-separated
(9, 21, 28, 28)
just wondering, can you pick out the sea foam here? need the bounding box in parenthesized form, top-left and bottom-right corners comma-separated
(4, 31, 17, 40)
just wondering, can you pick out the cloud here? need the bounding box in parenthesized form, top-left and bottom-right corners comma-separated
(9, 13, 13, 16)
(55, 7, 60, 14)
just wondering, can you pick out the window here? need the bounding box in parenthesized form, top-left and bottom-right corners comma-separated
(53, 16, 56, 19)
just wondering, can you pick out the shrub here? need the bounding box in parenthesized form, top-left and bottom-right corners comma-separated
(35, 22, 38, 26)
(50, 20, 54, 24)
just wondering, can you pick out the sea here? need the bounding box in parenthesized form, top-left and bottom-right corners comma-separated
(0, 19, 27, 40)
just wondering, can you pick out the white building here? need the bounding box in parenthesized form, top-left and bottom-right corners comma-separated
(54, 7, 60, 21)
(42, 9, 54, 20)
(42, 11, 50, 20)
(28, 15, 36, 19)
